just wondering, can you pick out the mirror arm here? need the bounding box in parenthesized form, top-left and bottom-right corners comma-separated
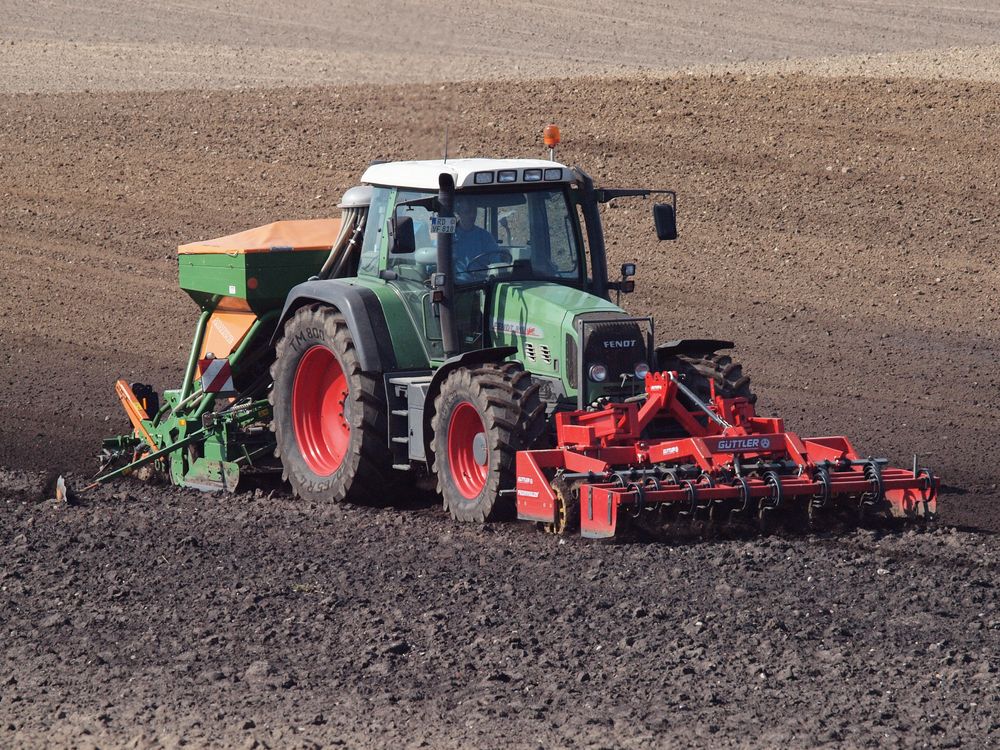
(596, 188, 676, 205)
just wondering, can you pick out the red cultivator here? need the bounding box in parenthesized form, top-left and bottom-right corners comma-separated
(516, 372, 938, 538)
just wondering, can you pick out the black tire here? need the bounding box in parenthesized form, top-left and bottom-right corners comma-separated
(269, 305, 392, 504)
(657, 351, 756, 404)
(431, 362, 544, 523)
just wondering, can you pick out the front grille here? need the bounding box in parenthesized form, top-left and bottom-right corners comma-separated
(582, 319, 649, 380)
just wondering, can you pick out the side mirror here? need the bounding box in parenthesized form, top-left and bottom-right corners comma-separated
(392, 215, 416, 254)
(621, 262, 636, 277)
(652, 203, 677, 241)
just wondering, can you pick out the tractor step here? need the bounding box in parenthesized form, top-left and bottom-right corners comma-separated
(387, 373, 433, 467)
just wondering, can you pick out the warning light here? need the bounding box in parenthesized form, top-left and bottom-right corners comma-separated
(543, 124, 561, 148)
(247, 277, 259, 290)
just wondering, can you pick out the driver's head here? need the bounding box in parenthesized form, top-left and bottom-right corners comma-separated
(455, 198, 478, 227)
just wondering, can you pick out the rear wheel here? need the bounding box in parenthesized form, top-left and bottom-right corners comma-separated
(270, 305, 392, 503)
(431, 363, 544, 523)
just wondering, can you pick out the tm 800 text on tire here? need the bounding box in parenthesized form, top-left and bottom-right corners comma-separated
(270, 304, 393, 504)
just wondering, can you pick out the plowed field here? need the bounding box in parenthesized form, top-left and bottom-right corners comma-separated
(2, 3, 999, 747)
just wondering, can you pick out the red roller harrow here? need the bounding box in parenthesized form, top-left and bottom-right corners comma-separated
(515, 372, 938, 538)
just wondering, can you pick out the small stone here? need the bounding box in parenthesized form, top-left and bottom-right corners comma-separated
(385, 640, 410, 655)
(776, 664, 796, 681)
(683, 619, 705, 636)
(39, 614, 69, 629)
(243, 660, 274, 685)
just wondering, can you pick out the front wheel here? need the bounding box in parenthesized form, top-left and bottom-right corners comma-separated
(431, 363, 544, 523)
(269, 305, 392, 503)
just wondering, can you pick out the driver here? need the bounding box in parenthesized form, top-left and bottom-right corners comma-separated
(453, 197, 499, 273)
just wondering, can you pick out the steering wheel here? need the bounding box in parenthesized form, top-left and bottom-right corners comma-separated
(465, 249, 514, 273)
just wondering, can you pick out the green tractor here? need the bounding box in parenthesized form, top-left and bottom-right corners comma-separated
(97, 141, 936, 534)
(98, 147, 751, 522)
(266, 155, 752, 524)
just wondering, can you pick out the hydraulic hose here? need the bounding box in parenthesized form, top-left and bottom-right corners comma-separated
(319, 206, 364, 279)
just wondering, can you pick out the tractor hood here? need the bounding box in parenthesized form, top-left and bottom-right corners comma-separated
(490, 282, 624, 347)
(490, 281, 652, 405)
(490, 282, 627, 389)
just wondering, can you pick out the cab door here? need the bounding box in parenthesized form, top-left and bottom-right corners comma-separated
(385, 191, 446, 362)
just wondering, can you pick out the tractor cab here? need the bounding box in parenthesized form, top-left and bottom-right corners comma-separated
(357, 158, 585, 287)
(352, 157, 676, 410)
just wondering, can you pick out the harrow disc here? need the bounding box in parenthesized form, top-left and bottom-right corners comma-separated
(543, 475, 582, 536)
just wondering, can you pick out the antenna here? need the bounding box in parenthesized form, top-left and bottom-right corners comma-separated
(443, 125, 449, 163)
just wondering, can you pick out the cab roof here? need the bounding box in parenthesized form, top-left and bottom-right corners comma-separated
(360, 158, 573, 191)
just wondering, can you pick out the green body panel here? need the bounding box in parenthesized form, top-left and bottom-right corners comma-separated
(183, 458, 241, 492)
(179, 249, 328, 314)
(346, 275, 434, 370)
(490, 281, 625, 398)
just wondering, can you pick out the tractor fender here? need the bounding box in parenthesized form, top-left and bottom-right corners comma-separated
(421, 346, 517, 464)
(655, 338, 734, 364)
(271, 279, 397, 372)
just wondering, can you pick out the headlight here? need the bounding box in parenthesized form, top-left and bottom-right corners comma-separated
(588, 364, 608, 382)
(634, 362, 650, 380)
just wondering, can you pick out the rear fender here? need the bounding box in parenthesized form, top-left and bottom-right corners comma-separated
(271, 279, 397, 372)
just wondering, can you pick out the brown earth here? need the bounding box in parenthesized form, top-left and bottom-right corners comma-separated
(2, 74, 999, 747)
(5, 1, 1000, 92)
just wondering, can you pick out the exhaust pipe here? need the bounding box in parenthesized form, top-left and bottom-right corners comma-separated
(437, 173, 459, 358)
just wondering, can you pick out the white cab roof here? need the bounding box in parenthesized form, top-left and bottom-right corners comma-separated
(360, 158, 573, 191)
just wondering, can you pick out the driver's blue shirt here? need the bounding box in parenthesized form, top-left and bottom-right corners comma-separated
(453, 224, 498, 269)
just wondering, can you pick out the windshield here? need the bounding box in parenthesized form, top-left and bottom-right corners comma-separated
(391, 187, 583, 286)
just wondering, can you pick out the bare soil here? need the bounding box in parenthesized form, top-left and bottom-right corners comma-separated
(1, 44, 999, 750)
(3, 1, 1000, 92)
(0, 7, 1000, 748)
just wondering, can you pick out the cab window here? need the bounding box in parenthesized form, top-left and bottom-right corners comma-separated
(388, 190, 438, 282)
(358, 187, 392, 277)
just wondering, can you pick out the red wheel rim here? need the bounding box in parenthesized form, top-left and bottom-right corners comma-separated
(292, 345, 350, 476)
(447, 402, 488, 499)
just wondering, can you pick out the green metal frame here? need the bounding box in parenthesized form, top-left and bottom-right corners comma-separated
(98, 309, 279, 491)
